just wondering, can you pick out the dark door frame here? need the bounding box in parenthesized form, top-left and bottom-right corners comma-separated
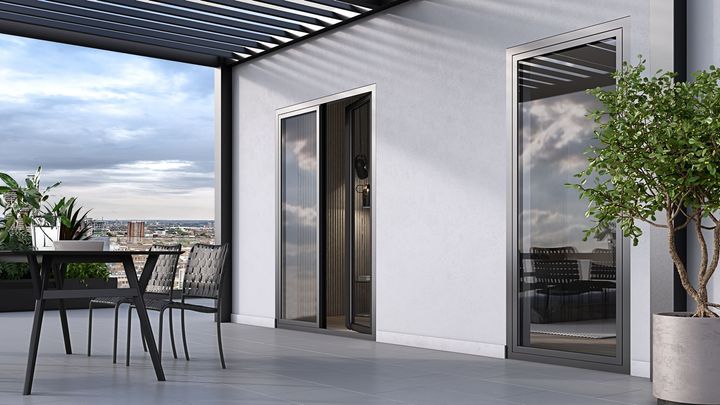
(345, 94, 373, 335)
(506, 18, 631, 373)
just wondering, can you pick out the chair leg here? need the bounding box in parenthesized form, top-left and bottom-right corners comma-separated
(168, 308, 178, 359)
(181, 308, 189, 361)
(158, 310, 164, 364)
(112, 303, 120, 364)
(216, 314, 226, 369)
(87, 301, 93, 357)
(126, 306, 132, 367)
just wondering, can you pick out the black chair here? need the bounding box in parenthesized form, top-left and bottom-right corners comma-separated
(590, 247, 617, 318)
(530, 246, 588, 322)
(127, 243, 229, 368)
(87, 244, 181, 364)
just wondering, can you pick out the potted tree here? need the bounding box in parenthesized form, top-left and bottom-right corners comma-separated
(573, 60, 720, 404)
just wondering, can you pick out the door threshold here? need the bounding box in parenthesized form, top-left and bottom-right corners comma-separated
(277, 322, 375, 341)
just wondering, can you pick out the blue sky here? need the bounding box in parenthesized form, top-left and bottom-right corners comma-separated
(0, 33, 215, 220)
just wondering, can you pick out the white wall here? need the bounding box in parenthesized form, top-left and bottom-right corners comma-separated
(232, 0, 652, 365)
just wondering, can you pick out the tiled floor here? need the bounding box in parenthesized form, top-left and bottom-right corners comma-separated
(0, 309, 655, 404)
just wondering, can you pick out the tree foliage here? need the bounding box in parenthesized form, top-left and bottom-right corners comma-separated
(572, 59, 720, 317)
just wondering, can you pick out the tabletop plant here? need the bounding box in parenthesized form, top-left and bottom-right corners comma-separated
(571, 60, 720, 318)
(0, 167, 60, 244)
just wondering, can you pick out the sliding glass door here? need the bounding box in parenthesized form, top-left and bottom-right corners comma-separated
(509, 23, 628, 371)
(279, 107, 321, 326)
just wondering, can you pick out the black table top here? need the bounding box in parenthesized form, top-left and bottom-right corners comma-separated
(0, 250, 184, 256)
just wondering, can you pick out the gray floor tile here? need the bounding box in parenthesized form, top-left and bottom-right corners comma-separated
(0, 310, 654, 405)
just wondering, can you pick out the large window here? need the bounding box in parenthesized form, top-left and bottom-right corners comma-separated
(509, 25, 627, 371)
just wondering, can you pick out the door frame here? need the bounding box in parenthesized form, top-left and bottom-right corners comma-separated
(275, 84, 377, 339)
(506, 18, 631, 373)
(345, 93, 373, 335)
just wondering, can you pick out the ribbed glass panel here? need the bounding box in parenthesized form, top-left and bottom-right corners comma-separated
(281, 111, 318, 323)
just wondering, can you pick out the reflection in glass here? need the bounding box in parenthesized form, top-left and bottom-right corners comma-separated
(517, 39, 618, 357)
(281, 111, 318, 323)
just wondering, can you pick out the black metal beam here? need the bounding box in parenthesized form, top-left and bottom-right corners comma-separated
(48, 0, 275, 48)
(0, 6, 238, 58)
(0, 1, 243, 58)
(254, 0, 346, 20)
(218, 64, 233, 323)
(105, 0, 294, 39)
(205, 0, 331, 27)
(159, 0, 313, 33)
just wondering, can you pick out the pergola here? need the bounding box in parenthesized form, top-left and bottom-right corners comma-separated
(0, 0, 407, 320)
(0, 0, 405, 66)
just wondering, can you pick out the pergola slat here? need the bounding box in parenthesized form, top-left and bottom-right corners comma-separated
(105, 0, 294, 38)
(254, 0, 347, 20)
(0, 1, 246, 56)
(204, 0, 331, 27)
(158, 0, 312, 33)
(50, 0, 279, 44)
(32, 0, 266, 49)
(0, 7, 239, 58)
(303, 0, 364, 13)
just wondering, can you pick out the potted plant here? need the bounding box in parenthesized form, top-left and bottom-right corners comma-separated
(572, 60, 720, 404)
(52, 197, 104, 251)
(0, 167, 60, 248)
(0, 168, 115, 310)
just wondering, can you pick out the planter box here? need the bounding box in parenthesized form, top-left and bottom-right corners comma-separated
(0, 278, 118, 312)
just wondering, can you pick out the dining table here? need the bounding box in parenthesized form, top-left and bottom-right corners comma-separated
(0, 249, 183, 395)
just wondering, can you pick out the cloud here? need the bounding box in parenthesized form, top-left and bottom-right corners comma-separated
(0, 33, 215, 219)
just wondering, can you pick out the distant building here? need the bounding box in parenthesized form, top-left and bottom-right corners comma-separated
(89, 218, 107, 236)
(127, 221, 145, 243)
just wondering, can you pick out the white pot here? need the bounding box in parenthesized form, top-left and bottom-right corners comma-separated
(52, 240, 104, 251)
(31, 223, 59, 250)
(653, 312, 720, 404)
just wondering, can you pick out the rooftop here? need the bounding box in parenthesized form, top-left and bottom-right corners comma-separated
(0, 308, 654, 404)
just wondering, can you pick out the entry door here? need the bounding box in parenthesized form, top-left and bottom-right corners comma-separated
(279, 107, 321, 326)
(346, 95, 372, 334)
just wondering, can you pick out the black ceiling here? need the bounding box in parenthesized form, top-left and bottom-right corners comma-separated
(0, 0, 403, 66)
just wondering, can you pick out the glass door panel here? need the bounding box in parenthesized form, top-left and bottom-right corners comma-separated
(280, 109, 320, 324)
(516, 37, 621, 359)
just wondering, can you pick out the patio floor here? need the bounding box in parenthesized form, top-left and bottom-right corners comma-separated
(0, 308, 655, 404)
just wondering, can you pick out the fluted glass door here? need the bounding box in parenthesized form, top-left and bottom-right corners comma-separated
(280, 108, 320, 325)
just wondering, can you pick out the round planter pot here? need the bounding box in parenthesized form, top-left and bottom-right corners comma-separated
(653, 312, 720, 404)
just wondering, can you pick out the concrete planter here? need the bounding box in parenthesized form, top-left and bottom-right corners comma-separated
(653, 312, 720, 404)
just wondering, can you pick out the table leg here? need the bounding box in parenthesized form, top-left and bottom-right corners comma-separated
(23, 259, 50, 395)
(122, 256, 165, 382)
(53, 264, 72, 355)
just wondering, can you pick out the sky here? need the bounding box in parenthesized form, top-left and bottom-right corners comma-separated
(0, 33, 215, 220)
(519, 90, 613, 252)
